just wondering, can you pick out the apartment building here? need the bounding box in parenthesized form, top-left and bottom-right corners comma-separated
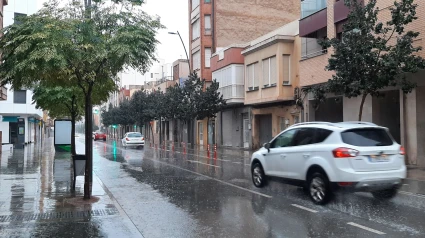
(0, 0, 43, 147)
(299, 0, 425, 166)
(189, 0, 300, 146)
(243, 20, 301, 149)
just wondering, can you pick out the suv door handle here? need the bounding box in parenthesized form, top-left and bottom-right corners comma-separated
(280, 154, 287, 158)
(303, 154, 310, 158)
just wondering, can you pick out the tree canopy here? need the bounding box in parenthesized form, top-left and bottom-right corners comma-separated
(308, 0, 425, 120)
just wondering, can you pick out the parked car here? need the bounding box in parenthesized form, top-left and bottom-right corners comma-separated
(250, 121, 406, 205)
(93, 131, 107, 141)
(122, 132, 145, 148)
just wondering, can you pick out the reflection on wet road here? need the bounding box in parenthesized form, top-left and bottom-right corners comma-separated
(92, 139, 425, 238)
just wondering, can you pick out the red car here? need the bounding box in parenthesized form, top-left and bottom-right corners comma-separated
(93, 131, 107, 141)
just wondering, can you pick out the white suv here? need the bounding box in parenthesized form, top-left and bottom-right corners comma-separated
(250, 122, 406, 205)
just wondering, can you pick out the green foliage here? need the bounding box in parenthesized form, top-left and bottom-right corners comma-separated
(0, 0, 162, 95)
(311, 0, 425, 120)
(196, 79, 226, 120)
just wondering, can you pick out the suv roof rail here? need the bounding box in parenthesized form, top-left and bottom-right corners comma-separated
(289, 121, 338, 128)
(337, 121, 377, 126)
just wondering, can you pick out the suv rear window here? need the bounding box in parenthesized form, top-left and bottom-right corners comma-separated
(128, 133, 142, 138)
(341, 128, 393, 147)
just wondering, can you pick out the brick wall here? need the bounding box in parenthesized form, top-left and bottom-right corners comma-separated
(215, 0, 300, 48)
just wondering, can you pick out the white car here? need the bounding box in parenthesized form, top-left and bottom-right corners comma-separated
(122, 132, 145, 148)
(251, 121, 406, 205)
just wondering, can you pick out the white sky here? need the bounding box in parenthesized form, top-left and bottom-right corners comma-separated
(36, 0, 189, 65)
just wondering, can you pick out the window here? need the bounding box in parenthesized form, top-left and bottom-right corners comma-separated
(271, 129, 297, 148)
(246, 62, 259, 91)
(128, 133, 142, 138)
(279, 117, 288, 132)
(151, 73, 153, 78)
(315, 128, 332, 143)
(192, 0, 200, 10)
(262, 56, 276, 87)
(204, 15, 211, 34)
(283, 55, 291, 85)
(292, 128, 316, 146)
(192, 19, 200, 40)
(341, 128, 394, 147)
(192, 50, 201, 70)
(205, 48, 211, 68)
(205, 0, 211, 2)
(13, 90, 26, 104)
(14, 13, 27, 25)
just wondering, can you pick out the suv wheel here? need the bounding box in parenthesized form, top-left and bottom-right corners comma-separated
(371, 188, 398, 200)
(308, 172, 332, 205)
(252, 163, 267, 188)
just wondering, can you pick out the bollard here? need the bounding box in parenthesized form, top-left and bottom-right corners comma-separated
(214, 144, 217, 159)
(207, 144, 210, 158)
(183, 142, 186, 154)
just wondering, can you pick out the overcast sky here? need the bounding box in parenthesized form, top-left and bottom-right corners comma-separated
(36, 0, 189, 65)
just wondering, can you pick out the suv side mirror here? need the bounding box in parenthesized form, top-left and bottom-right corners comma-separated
(263, 142, 270, 153)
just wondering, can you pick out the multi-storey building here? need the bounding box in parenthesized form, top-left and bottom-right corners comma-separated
(299, 0, 425, 166)
(189, 0, 301, 146)
(0, 0, 43, 147)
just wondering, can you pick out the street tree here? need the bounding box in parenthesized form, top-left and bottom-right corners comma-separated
(196, 80, 226, 120)
(0, 0, 162, 198)
(309, 0, 425, 120)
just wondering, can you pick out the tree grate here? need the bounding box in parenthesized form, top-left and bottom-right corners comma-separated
(0, 208, 119, 223)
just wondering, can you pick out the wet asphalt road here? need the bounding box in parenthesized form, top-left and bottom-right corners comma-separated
(91, 139, 425, 238)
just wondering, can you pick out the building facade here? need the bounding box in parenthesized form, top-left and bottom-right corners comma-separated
(243, 20, 301, 149)
(188, 0, 301, 146)
(299, 0, 425, 166)
(0, 0, 43, 147)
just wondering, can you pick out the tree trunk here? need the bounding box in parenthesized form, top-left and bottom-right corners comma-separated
(84, 88, 93, 199)
(150, 123, 154, 145)
(358, 93, 368, 121)
(71, 115, 76, 156)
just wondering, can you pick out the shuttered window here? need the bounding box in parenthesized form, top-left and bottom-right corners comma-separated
(192, 0, 200, 10)
(283, 55, 291, 85)
(205, 15, 211, 31)
(192, 19, 200, 39)
(205, 48, 211, 68)
(192, 50, 201, 70)
(262, 56, 276, 87)
(247, 62, 259, 90)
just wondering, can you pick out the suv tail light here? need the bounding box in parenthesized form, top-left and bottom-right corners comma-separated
(400, 146, 405, 155)
(126, 138, 130, 141)
(141, 137, 144, 140)
(333, 147, 359, 158)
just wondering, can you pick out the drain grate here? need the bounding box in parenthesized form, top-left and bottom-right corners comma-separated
(0, 208, 119, 223)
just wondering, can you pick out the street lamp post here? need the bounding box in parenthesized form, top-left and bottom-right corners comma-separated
(168, 31, 191, 73)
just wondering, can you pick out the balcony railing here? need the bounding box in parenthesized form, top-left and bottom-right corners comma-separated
(301, 0, 327, 18)
(218, 85, 245, 101)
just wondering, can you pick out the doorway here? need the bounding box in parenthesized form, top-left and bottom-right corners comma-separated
(198, 122, 204, 145)
(258, 115, 272, 145)
(9, 122, 18, 144)
(208, 119, 215, 145)
(243, 119, 250, 148)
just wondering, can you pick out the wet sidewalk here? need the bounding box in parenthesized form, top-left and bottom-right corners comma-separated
(0, 139, 141, 237)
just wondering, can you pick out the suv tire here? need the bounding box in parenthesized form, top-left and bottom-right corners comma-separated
(252, 162, 267, 188)
(371, 188, 398, 200)
(308, 172, 332, 205)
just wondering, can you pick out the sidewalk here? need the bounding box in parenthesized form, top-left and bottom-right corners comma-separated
(0, 138, 141, 237)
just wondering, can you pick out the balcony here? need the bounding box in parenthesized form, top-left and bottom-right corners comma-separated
(301, 0, 326, 18)
(218, 85, 245, 104)
(213, 64, 245, 104)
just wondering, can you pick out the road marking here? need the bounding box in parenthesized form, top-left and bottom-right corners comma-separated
(245, 164, 251, 167)
(232, 162, 243, 164)
(402, 184, 409, 186)
(398, 190, 425, 199)
(347, 222, 386, 235)
(187, 160, 220, 168)
(215, 158, 231, 162)
(291, 204, 318, 213)
(146, 158, 272, 198)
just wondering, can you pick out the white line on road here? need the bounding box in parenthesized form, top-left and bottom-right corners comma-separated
(232, 162, 243, 164)
(347, 222, 386, 235)
(187, 160, 220, 168)
(291, 204, 318, 213)
(147, 158, 272, 198)
(245, 164, 251, 167)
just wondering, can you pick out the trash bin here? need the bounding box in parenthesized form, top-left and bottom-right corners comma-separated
(72, 154, 86, 190)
